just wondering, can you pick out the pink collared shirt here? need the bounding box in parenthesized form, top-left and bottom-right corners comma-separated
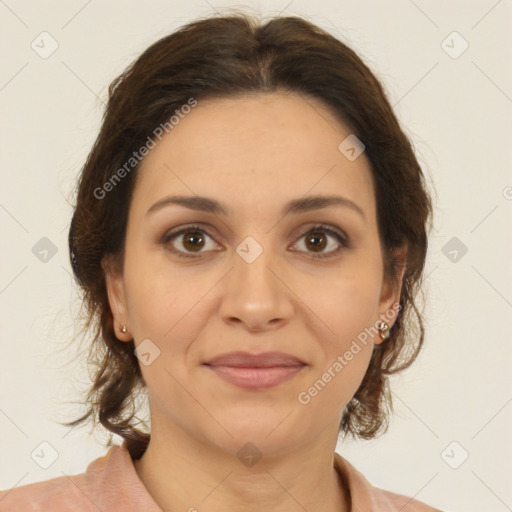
(0, 441, 443, 511)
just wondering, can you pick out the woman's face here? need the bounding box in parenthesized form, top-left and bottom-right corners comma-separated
(105, 91, 404, 457)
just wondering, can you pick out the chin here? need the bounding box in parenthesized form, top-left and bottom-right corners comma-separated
(205, 414, 308, 456)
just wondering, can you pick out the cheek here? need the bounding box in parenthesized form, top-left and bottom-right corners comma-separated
(122, 239, 196, 336)
(298, 291, 378, 418)
(124, 274, 177, 339)
(123, 249, 216, 370)
(316, 260, 382, 341)
(307, 263, 381, 395)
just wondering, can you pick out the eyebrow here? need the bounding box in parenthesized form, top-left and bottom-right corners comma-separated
(146, 194, 366, 220)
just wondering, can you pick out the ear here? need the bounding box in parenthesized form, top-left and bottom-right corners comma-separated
(375, 243, 407, 345)
(102, 255, 131, 342)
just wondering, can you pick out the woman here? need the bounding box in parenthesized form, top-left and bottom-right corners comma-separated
(0, 11, 442, 511)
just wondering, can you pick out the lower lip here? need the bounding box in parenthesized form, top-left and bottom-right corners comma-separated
(204, 365, 305, 390)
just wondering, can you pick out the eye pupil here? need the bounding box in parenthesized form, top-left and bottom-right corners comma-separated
(183, 231, 205, 251)
(306, 232, 327, 252)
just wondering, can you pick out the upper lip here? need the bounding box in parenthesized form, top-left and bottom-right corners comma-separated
(203, 351, 306, 368)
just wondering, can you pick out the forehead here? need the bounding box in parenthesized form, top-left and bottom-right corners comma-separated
(131, 92, 376, 222)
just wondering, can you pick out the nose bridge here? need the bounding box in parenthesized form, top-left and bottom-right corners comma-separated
(220, 233, 293, 329)
(233, 233, 279, 297)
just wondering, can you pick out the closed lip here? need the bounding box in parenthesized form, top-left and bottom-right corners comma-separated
(203, 351, 306, 368)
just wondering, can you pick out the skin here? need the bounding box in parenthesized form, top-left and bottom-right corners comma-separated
(103, 91, 406, 512)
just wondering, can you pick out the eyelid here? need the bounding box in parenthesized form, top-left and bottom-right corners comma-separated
(291, 223, 349, 259)
(161, 222, 350, 259)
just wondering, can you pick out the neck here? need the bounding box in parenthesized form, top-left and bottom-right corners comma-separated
(133, 420, 350, 512)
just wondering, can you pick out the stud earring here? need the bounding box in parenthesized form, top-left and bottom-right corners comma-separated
(121, 325, 127, 333)
(377, 321, 390, 340)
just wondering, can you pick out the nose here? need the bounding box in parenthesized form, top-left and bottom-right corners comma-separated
(219, 242, 294, 332)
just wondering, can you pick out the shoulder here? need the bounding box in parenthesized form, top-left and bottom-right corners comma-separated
(0, 445, 119, 511)
(0, 472, 94, 511)
(333, 452, 444, 512)
(371, 487, 444, 512)
(0, 443, 161, 512)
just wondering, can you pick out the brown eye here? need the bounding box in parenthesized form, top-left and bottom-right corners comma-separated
(292, 224, 349, 259)
(304, 231, 328, 252)
(162, 223, 349, 260)
(162, 225, 221, 258)
(182, 231, 205, 252)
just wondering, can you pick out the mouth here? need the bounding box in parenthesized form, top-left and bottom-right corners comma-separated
(202, 351, 307, 390)
(203, 364, 306, 390)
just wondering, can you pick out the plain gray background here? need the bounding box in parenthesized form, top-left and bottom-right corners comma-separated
(1, 1, 511, 511)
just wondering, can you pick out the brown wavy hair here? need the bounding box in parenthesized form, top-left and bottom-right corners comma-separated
(64, 11, 433, 461)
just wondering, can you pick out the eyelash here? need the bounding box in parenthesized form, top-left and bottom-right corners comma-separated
(161, 223, 349, 260)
